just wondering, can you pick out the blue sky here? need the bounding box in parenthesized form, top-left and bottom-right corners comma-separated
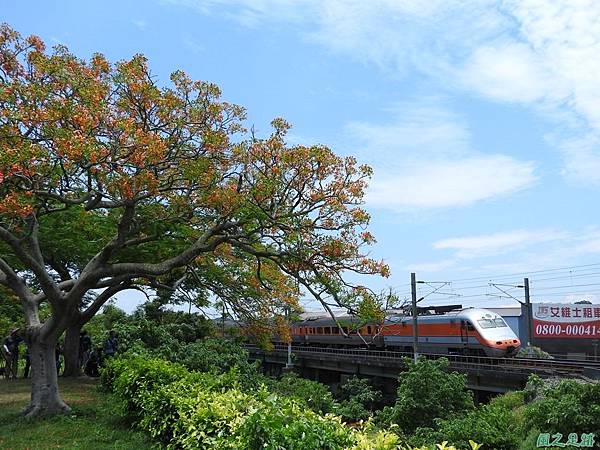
(6, 1, 600, 312)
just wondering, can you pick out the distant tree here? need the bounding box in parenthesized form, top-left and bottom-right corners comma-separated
(377, 358, 474, 434)
(0, 25, 388, 416)
(334, 376, 382, 422)
(270, 372, 335, 414)
(0, 286, 23, 339)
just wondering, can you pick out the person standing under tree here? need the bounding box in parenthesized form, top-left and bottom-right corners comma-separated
(2, 329, 22, 379)
(104, 331, 118, 358)
(79, 330, 92, 371)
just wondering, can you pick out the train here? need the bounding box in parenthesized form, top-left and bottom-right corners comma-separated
(289, 307, 521, 357)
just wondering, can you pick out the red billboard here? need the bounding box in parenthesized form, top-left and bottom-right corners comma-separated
(533, 303, 600, 338)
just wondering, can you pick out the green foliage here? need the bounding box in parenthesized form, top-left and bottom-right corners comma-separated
(523, 379, 600, 437)
(517, 346, 553, 359)
(100, 355, 398, 449)
(377, 358, 474, 434)
(239, 395, 354, 450)
(0, 287, 23, 339)
(334, 376, 382, 422)
(176, 337, 254, 374)
(104, 356, 190, 422)
(428, 396, 524, 450)
(269, 372, 335, 414)
(352, 428, 402, 450)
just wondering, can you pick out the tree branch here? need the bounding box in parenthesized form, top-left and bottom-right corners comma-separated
(79, 280, 133, 324)
(0, 224, 62, 304)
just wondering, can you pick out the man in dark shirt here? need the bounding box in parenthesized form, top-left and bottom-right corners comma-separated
(2, 329, 23, 379)
(104, 330, 118, 358)
(79, 330, 93, 370)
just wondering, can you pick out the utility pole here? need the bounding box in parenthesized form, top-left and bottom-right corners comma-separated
(285, 304, 293, 369)
(524, 277, 532, 346)
(221, 302, 225, 336)
(411, 272, 419, 362)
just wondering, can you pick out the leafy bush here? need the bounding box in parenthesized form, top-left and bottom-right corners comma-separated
(101, 355, 366, 449)
(175, 337, 255, 374)
(377, 358, 474, 434)
(269, 372, 335, 414)
(101, 354, 489, 450)
(170, 387, 260, 449)
(107, 356, 189, 421)
(334, 376, 382, 422)
(352, 428, 402, 450)
(240, 395, 354, 450)
(523, 379, 600, 437)
(431, 399, 523, 450)
(517, 346, 553, 359)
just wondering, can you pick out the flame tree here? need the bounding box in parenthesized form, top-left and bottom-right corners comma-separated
(0, 25, 388, 416)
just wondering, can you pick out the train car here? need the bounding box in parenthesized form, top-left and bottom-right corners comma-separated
(289, 308, 521, 357)
(380, 308, 521, 357)
(290, 317, 383, 348)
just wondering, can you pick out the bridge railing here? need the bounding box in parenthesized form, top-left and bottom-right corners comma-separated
(244, 343, 600, 377)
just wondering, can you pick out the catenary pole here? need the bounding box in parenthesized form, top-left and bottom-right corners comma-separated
(411, 272, 418, 362)
(524, 277, 533, 346)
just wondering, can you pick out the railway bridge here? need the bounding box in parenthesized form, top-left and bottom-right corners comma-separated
(245, 344, 600, 396)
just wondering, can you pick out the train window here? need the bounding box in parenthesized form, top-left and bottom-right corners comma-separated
(467, 321, 475, 331)
(342, 327, 349, 334)
(332, 327, 339, 334)
(317, 327, 323, 334)
(367, 326, 372, 334)
(324, 327, 331, 335)
(494, 318, 508, 327)
(477, 319, 495, 329)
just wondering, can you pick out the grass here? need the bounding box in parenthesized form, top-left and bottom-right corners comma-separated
(0, 377, 153, 450)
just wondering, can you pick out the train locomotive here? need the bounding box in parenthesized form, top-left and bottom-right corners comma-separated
(290, 307, 521, 357)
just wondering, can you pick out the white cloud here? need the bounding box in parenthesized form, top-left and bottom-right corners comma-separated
(457, 42, 563, 103)
(347, 101, 537, 211)
(433, 229, 568, 258)
(367, 156, 536, 210)
(411, 226, 600, 278)
(132, 19, 148, 31)
(166, 0, 600, 186)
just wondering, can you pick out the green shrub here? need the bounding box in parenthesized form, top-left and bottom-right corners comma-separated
(377, 358, 474, 434)
(351, 428, 402, 450)
(523, 379, 600, 437)
(240, 395, 355, 450)
(170, 387, 260, 449)
(517, 346, 553, 359)
(269, 372, 335, 413)
(409, 390, 525, 450)
(109, 356, 190, 421)
(138, 374, 221, 444)
(334, 376, 382, 422)
(175, 338, 260, 375)
(102, 355, 486, 450)
(433, 401, 522, 450)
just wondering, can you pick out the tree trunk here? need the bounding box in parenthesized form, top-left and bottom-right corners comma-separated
(62, 323, 82, 377)
(23, 334, 71, 417)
